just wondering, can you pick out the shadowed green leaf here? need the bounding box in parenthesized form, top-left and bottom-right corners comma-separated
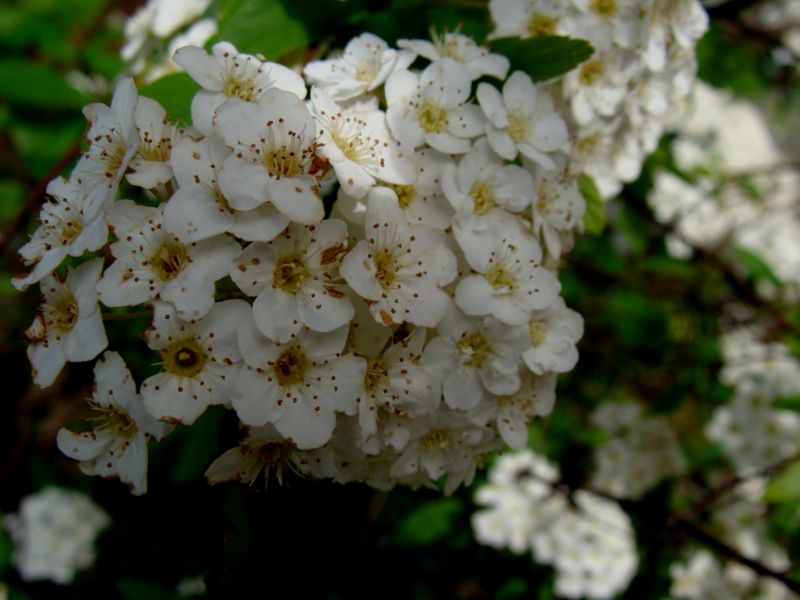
(139, 73, 198, 124)
(765, 459, 800, 503)
(0, 60, 87, 108)
(489, 36, 593, 82)
(579, 174, 606, 234)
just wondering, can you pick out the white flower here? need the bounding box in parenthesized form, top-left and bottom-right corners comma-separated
(442, 137, 534, 221)
(340, 188, 457, 327)
(164, 135, 289, 242)
(97, 201, 240, 320)
(477, 71, 568, 168)
(422, 308, 528, 411)
(310, 86, 414, 198)
(356, 327, 439, 450)
(491, 371, 557, 448)
(74, 78, 139, 216)
(398, 31, 509, 80)
(13, 176, 107, 291)
(214, 92, 323, 224)
(455, 215, 560, 326)
(233, 321, 366, 449)
(174, 41, 306, 135)
(563, 48, 637, 127)
(25, 258, 107, 388)
(229, 219, 353, 342)
(529, 161, 585, 259)
(126, 96, 182, 189)
(304, 33, 413, 101)
(141, 300, 249, 425)
(523, 296, 584, 375)
(5, 487, 110, 584)
(386, 58, 484, 154)
(56, 351, 171, 495)
(337, 148, 454, 230)
(205, 423, 334, 485)
(489, 0, 569, 39)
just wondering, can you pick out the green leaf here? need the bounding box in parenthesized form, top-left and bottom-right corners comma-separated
(394, 498, 463, 546)
(117, 579, 180, 600)
(213, 0, 309, 58)
(138, 73, 198, 124)
(0, 179, 25, 225)
(0, 60, 87, 108)
(171, 406, 223, 484)
(579, 174, 606, 234)
(488, 36, 593, 82)
(733, 246, 782, 288)
(773, 394, 800, 413)
(765, 459, 800, 503)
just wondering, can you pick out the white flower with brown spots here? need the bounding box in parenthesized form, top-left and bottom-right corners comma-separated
(96, 201, 240, 320)
(13, 176, 107, 291)
(455, 215, 560, 326)
(386, 58, 485, 154)
(214, 91, 323, 225)
(25, 258, 107, 388)
(73, 78, 139, 216)
(125, 96, 183, 189)
(523, 296, 584, 375)
(310, 86, 414, 199)
(340, 188, 457, 328)
(304, 33, 413, 102)
(233, 321, 366, 449)
(141, 299, 249, 425)
(174, 41, 306, 135)
(229, 219, 353, 342)
(477, 71, 568, 169)
(164, 135, 288, 243)
(56, 351, 171, 495)
(398, 31, 509, 81)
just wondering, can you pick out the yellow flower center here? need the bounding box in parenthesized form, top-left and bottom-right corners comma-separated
(147, 241, 188, 281)
(486, 265, 516, 292)
(223, 76, 258, 101)
(507, 108, 530, 143)
(273, 255, 310, 294)
(418, 101, 448, 133)
(264, 147, 304, 178)
(387, 183, 416, 209)
(591, 0, 618, 17)
(579, 60, 605, 86)
(161, 338, 207, 378)
(457, 332, 491, 367)
(273, 347, 307, 386)
(364, 358, 388, 391)
(47, 297, 79, 332)
(469, 180, 496, 215)
(529, 320, 548, 346)
(528, 13, 558, 37)
(422, 429, 450, 450)
(89, 403, 137, 438)
(373, 248, 397, 289)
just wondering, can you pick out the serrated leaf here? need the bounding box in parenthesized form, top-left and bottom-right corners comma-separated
(139, 73, 198, 124)
(488, 36, 593, 82)
(765, 459, 800, 503)
(0, 60, 87, 108)
(394, 498, 462, 546)
(213, 0, 308, 58)
(733, 246, 783, 288)
(579, 174, 606, 234)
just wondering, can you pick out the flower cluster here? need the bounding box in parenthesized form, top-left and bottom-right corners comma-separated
(590, 400, 685, 499)
(489, 0, 708, 198)
(472, 450, 638, 599)
(16, 29, 590, 495)
(4, 487, 110, 584)
(706, 326, 800, 474)
(670, 479, 795, 599)
(650, 82, 800, 301)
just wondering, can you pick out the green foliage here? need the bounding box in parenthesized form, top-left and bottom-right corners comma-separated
(0, 60, 87, 109)
(765, 459, 800, 503)
(734, 246, 783, 289)
(171, 407, 224, 484)
(139, 73, 199, 124)
(214, 0, 310, 57)
(393, 498, 464, 546)
(579, 174, 606, 234)
(696, 24, 771, 98)
(489, 36, 593, 82)
(117, 578, 181, 600)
